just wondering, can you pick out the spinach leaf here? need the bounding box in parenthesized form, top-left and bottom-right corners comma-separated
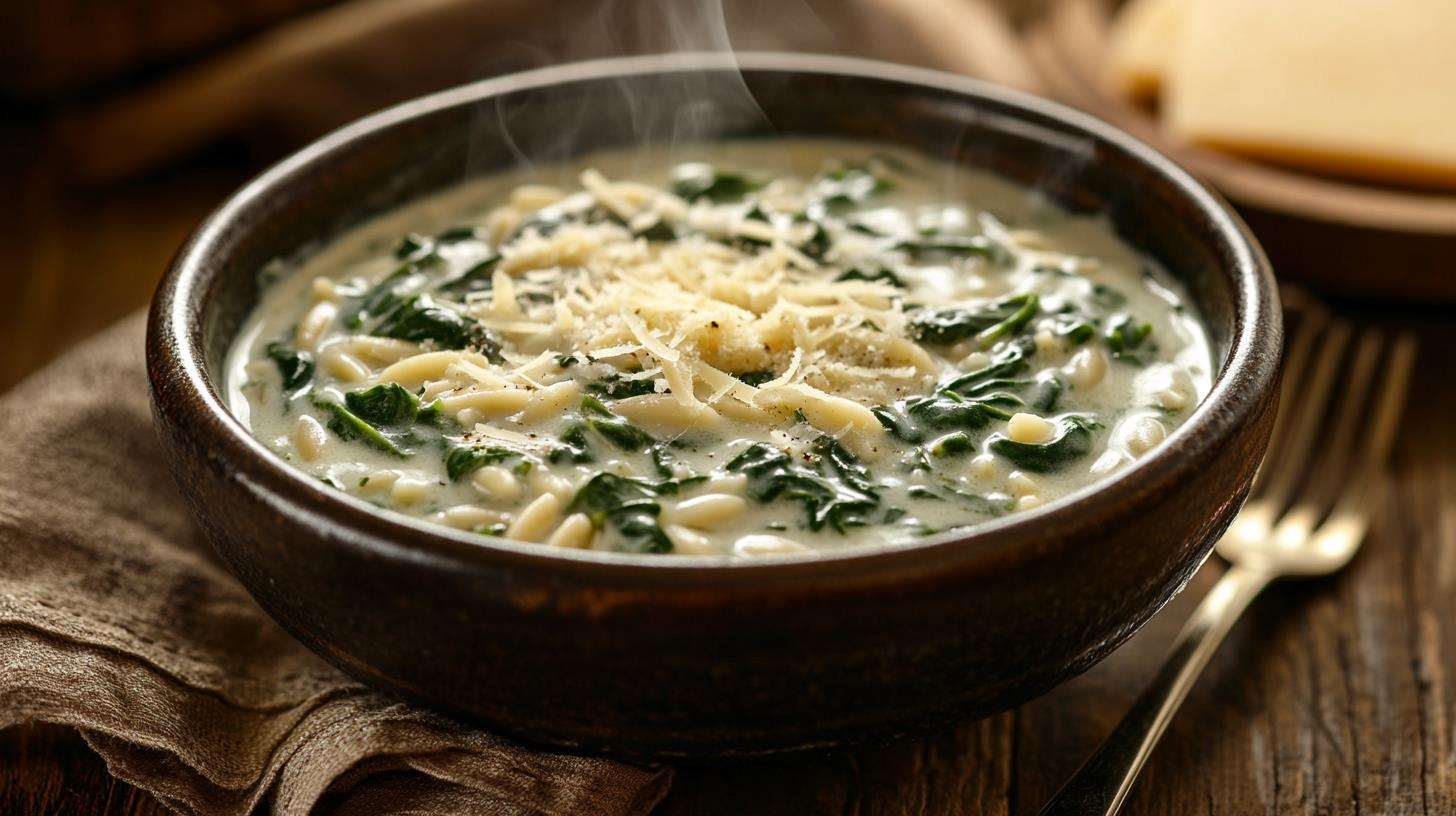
(549, 396, 678, 477)
(340, 266, 427, 329)
(871, 405, 916, 441)
(910, 294, 1038, 346)
(443, 443, 518, 481)
(1105, 314, 1154, 364)
(811, 435, 876, 496)
(949, 379, 1034, 400)
(972, 293, 1039, 350)
(338, 231, 459, 328)
(894, 234, 1006, 263)
(507, 198, 606, 240)
(835, 267, 906, 288)
(585, 373, 658, 399)
(373, 294, 501, 359)
(874, 391, 1014, 443)
(909, 306, 1000, 346)
(613, 513, 674, 554)
(907, 485, 944, 501)
(649, 444, 681, 479)
(988, 414, 1099, 472)
(909, 483, 1014, 516)
(845, 218, 889, 237)
(344, 382, 439, 427)
(314, 400, 408, 457)
(928, 431, 975, 457)
(726, 439, 879, 533)
(265, 342, 314, 393)
(549, 423, 594, 464)
(942, 339, 1034, 395)
(800, 221, 832, 260)
(808, 164, 893, 213)
(567, 473, 673, 553)
(654, 473, 709, 494)
(744, 204, 771, 223)
(437, 253, 500, 294)
(394, 233, 438, 263)
(633, 218, 677, 242)
(1049, 313, 1096, 345)
(1091, 283, 1127, 310)
(941, 485, 1014, 516)
(737, 370, 777, 387)
(580, 395, 655, 452)
(671, 163, 761, 202)
(910, 392, 1013, 430)
(435, 225, 482, 243)
(1030, 376, 1063, 412)
(314, 383, 445, 457)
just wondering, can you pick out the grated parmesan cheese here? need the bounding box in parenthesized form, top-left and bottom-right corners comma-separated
(478, 205, 935, 414)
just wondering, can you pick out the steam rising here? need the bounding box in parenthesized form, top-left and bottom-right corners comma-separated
(461, 0, 1092, 234)
(469, 0, 831, 177)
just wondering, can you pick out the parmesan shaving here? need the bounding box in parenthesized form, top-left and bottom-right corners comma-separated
(447, 358, 511, 388)
(759, 348, 803, 391)
(580, 169, 638, 221)
(772, 239, 818, 272)
(446, 207, 938, 415)
(692, 360, 760, 405)
(660, 358, 702, 409)
(586, 343, 643, 360)
(490, 269, 519, 317)
(622, 312, 681, 363)
(469, 423, 553, 454)
(622, 366, 663, 381)
(509, 351, 561, 387)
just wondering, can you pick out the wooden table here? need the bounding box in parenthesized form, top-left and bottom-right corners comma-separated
(4, 145, 1453, 816)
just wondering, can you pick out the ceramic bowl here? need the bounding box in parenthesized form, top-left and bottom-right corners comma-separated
(147, 53, 1281, 758)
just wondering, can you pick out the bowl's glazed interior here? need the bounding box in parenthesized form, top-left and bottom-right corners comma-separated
(150, 53, 1280, 756)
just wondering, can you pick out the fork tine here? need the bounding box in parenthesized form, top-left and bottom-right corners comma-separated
(1299, 328, 1384, 509)
(1253, 318, 1352, 510)
(1311, 332, 1418, 552)
(1258, 303, 1328, 473)
(1358, 333, 1418, 471)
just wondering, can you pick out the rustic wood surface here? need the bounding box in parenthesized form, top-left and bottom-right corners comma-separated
(3, 143, 1453, 815)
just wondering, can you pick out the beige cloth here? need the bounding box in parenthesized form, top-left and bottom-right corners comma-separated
(0, 313, 672, 815)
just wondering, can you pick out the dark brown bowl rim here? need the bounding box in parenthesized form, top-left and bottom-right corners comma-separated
(150, 51, 1280, 589)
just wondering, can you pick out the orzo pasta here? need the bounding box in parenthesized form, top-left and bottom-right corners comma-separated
(229, 140, 1212, 557)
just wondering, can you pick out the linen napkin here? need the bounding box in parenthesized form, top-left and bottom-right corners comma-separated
(0, 313, 672, 815)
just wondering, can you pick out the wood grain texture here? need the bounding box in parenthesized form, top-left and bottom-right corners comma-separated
(0, 727, 169, 816)
(3, 150, 1453, 816)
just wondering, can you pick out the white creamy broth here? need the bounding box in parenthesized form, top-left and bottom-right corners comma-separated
(228, 139, 1213, 557)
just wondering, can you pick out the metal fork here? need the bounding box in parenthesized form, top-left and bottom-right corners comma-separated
(1037, 305, 1418, 816)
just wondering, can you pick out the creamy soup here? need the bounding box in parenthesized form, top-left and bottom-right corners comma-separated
(229, 140, 1212, 557)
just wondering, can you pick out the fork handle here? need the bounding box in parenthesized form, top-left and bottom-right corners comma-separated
(1035, 564, 1274, 816)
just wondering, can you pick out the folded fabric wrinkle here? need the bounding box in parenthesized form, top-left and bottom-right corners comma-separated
(0, 313, 672, 816)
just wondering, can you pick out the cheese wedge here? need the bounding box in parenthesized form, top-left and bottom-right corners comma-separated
(1165, 0, 1456, 188)
(1107, 0, 1184, 100)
